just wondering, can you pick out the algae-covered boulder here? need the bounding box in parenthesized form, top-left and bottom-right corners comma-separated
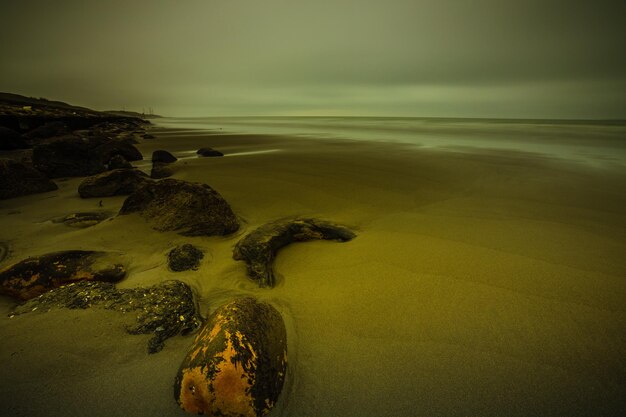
(0, 250, 126, 300)
(78, 168, 151, 198)
(174, 297, 287, 416)
(119, 179, 239, 236)
(168, 244, 204, 272)
(233, 218, 356, 287)
(0, 159, 58, 199)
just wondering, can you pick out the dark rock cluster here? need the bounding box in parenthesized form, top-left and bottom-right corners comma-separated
(0, 159, 58, 199)
(12, 280, 203, 353)
(0, 96, 152, 199)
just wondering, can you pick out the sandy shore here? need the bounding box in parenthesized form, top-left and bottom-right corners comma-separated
(1, 125, 625, 416)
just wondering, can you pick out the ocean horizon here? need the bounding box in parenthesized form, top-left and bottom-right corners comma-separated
(154, 116, 626, 168)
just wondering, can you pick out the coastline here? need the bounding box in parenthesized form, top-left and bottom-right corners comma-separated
(1, 121, 625, 416)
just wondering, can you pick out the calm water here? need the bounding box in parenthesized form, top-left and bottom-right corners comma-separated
(154, 117, 626, 168)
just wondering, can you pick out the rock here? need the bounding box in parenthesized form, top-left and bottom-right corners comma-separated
(32, 135, 143, 178)
(92, 138, 143, 162)
(0, 250, 126, 300)
(32, 135, 106, 178)
(0, 159, 58, 200)
(233, 218, 356, 287)
(150, 162, 174, 179)
(78, 168, 151, 198)
(142, 133, 155, 139)
(197, 147, 224, 157)
(152, 150, 177, 163)
(174, 297, 287, 416)
(24, 121, 68, 140)
(0, 242, 8, 265)
(0, 126, 28, 150)
(52, 212, 113, 228)
(168, 244, 204, 272)
(107, 154, 132, 170)
(12, 280, 202, 353)
(119, 179, 239, 236)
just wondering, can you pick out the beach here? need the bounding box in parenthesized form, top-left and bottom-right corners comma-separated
(1, 118, 625, 416)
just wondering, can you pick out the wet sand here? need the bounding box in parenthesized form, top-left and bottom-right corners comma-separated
(1, 126, 625, 416)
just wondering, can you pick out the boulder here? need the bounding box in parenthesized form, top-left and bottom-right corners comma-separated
(0, 159, 58, 200)
(78, 168, 151, 198)
(92, 139, 143, 162)
(150, 161, 174, 179)
(152, 150, 177, 163)
(24, 121, 68, 140)
(0, 250, 126, 300)
(119, 179, 239, 236)
(0, 126, 29, 150)
(32, 135, 106, 178)
(168, 244, 204, 272)
(12, 280, 202, 353)
(107, 154, 132, 170)
(174, 297, 287, 416)
(233, 218, 356, 287)
(197, 147, 224, 157)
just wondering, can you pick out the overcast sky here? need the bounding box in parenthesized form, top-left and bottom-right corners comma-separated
(1, 0, 624, 118)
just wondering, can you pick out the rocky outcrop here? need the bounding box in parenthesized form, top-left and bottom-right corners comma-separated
(197, 147, 224, 157)
(0, 126, 28, 150)
(23, 121, 69, 141)
(119, 179, 239, 236)
(233, 218, 356, 287)
(0, 250, 126, 300)
(174, 297, 287, 416)
(32, 135, 107, 178)
(0, 159, 58, 200)
(152, 150, 177, 163)
(168, 244, 204, 272)
(12, 280, 202, 353)
(32, 135, 143, 178)
(78, 168, 151, 198)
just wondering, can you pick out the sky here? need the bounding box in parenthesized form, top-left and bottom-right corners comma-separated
(0, 0, 624, 118)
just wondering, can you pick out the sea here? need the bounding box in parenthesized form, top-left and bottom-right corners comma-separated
(153, 116, 626, 168)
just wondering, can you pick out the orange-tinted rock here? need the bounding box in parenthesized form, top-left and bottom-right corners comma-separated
(0, 250, 126, 300)
(174, 297, 287, 416)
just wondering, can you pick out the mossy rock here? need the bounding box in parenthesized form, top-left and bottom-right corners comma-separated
(174, 297, 287, 416)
